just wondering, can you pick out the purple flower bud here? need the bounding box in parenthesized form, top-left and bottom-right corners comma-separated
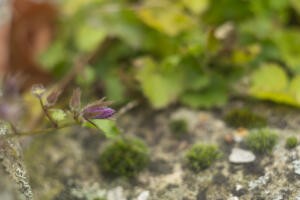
(82, 107, 115, 119)
(46, 89, 62, 107)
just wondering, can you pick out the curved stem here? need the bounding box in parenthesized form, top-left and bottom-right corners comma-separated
(39, 98, 58, 128)
(4, 121, 78, 138)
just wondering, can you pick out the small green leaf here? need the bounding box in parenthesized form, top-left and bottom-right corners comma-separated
(136, 57, 184, 108)
(180, 86, 228, 108)
(84, 119, 120, 139)
(251, 63, 288, 92)
(290, 75, 300, 103)
(49, 109, 66, 122)
(75, 24, 106, 52)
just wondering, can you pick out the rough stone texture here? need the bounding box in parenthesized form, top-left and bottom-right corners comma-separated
(1, 100, 300, 199)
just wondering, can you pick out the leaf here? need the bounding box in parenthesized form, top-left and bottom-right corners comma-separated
(75, 24, 106, 52)
(84, 119, 120, 139)
(182, 0, 209, 15)
(49, 109, 66, 122)
(180, 86, 228, 108)
(290, 75, 300, 103)
(104, 72, 126, 104)
(251, 63, 288, 93)
(250, 63, 300, 107)
(138, 1, 194, 36)
(273, 30, 300, 72)
(135, 57, 184, 108)
(76, 66, 96, 86)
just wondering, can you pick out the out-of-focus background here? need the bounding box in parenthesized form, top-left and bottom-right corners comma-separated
(2, 0, 300, 200)
(2, 0, 300, 108)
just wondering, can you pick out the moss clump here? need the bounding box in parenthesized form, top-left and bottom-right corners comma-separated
(285, 136, 298, 149)
(169, 119, 188, 139)
(245, 128, 279, 154)
(224, 109, 267, 129)
(98, 137, 150, 178)
(185, 144, 221, 173)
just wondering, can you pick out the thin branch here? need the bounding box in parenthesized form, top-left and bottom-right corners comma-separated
(38, 97, 58, 128)
(4, 121, 77, 138)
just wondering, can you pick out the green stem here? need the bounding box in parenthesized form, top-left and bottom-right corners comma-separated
(4, 121, 78, 138)
(39, 98, 58, 128)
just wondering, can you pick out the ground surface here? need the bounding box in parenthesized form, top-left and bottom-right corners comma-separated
(1, 100, 300, 200)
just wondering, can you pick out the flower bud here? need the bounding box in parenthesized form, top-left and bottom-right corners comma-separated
(82, 107, 115, 120)
(46, 89, 62, 107)
(31, 84, 45, 98)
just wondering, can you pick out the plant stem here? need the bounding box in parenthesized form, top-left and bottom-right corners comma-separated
(4, 121, 78, 138)
(39, 98, 58, 128)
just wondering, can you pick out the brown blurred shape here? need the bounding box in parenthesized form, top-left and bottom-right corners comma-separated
(1, 0, 58, 88)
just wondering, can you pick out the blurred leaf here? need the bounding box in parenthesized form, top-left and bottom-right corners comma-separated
(84, 119, 120, 138)
(104, 72, 126, 104)
(138, 1, 194, 36)
(180, 86, 228, 108)
(49, 109, 67, 122)
(251, 63, 288, 92)
(182, 0, 209, 15)
(290, 75, 300, 103)
(76, 66, 96, 86)
(39, 41, 66, 70)
(251, 63, 300, 106)
(75, 24, 106, 52)
(274, 30, 300, 72)
(136, 57, 184, 108)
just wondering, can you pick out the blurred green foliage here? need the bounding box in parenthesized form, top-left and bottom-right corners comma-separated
(40, 0, 300, 108)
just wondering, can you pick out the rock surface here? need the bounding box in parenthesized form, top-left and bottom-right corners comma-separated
(1, 100, 300, 199)
(229, 148, 256, 164)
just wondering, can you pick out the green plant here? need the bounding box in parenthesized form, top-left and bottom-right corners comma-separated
(169, 119, 188, 139)
(285, 136, 298, 149)
(185, 143, 221, 173)
(224, 109, 267, 129)
(245, 128, 279, 154)
(98, 137, 150, 178)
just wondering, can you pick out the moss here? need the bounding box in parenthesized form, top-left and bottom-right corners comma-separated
(285, 136, 298, 149)
(224, 109, 267, 129)
(98, 137, 150, 178)
(185, 144, 221, 173)
(169, 119, 188, 139)
(245, 128, 279, 154)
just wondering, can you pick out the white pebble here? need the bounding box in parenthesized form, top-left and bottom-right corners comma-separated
(137, 191, 150, 200)
(229, 148, 256, 164)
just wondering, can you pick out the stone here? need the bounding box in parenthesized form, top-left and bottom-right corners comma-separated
(137, 191, 150, 200)
(292, 160, 300, 175)
(107, 186, 126, 200)
(229, 148, 256, 164)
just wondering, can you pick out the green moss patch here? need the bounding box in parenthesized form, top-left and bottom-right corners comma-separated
(185, 144, 221, 173)
(285, 136, 298, 149)
(169, 119, 188, 139)
(98, 137, 150, 178)
(224, 109, 267, 129)
(245, 128, 279, 154)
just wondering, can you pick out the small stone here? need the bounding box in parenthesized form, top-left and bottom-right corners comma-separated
(228, 196, 239, 200)
(229, 148, 256, 164)
(107, 187, 126, 200)
(137, 191, 150, 200)
(293, 160, 300, 175)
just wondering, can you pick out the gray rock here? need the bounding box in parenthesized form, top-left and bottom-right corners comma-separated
(229, 148, 256, 164)
(137, 191, 150, 200)
(293, 160, 300, 175)
(107, 186, 126, 200)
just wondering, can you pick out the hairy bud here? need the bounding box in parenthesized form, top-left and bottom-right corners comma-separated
(46, 89, 62, 107)
(31, 84, 45, 98)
